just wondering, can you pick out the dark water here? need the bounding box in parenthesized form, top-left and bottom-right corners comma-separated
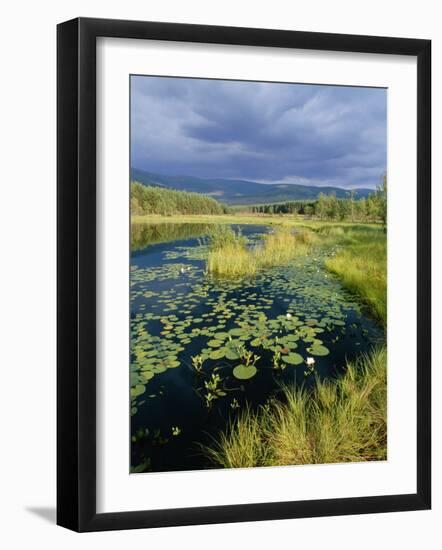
(130, 223, 384, 473)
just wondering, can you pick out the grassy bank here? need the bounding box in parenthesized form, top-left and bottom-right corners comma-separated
(203, 346, 387, 468)
(324, 226, 387, 324)
(131, 213, 381, 229)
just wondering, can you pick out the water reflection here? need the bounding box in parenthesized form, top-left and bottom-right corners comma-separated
(131, 222, 210, 251)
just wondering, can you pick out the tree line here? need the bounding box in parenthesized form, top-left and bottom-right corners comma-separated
(131, 182, 229, 216)
(245, 175, 387, 223)
(246, 200, 316, 215)
(131, 175, 387, 222)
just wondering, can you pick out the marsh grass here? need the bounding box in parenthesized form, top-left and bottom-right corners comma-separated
(203, 346, 387, 468)
(207, 243, 258, 278)
(205, 224, 247, 250)
(205, 226, 257, 277)
(206, 225, 318, 277)
(131, 213, 382, 230)
(258, 228, 318, 267)
(324, 227, 387, 324)
(317, 225, 345, 238)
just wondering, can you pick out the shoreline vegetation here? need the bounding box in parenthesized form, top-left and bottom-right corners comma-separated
(132, 213, 383, 228)
(325, 229, 387, 325)
(202, 346, 387, 468)
(131, 179, 387, 468)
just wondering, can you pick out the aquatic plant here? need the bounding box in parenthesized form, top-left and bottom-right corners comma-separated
(304, 356, 316, 376)
(272, 348, 284, 371)
(204, 373, 227, 408)
(203, 346, 387, 468)
(232, 344, 260, 380)
(230, 398, 240, 410)
(191, 354, 205, 375)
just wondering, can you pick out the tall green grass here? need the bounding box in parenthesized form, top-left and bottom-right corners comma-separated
(205, 226, 255, 277)
(203, 346, 387, 468)
(207, 243, 258, 278)
(324, 227, 387, 324)
(206, 225, 318, 278)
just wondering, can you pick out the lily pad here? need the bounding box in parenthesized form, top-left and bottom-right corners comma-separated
(209, 348, 225, 360)
(225, 348, 240, 360)
(282, 353, 303, 365)
(233, 364, 257, 380)
(307, 344, 330, 356)
(153, 365, 167, 373)
(229, 328, 246, 337)
(207, 339, 222, 348)
(130, 384, 146, 398)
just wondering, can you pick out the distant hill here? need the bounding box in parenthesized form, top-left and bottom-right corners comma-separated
(131, 168, 374, 205)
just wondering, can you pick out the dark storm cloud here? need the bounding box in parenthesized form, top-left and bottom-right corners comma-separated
(131, 76, 386, 188)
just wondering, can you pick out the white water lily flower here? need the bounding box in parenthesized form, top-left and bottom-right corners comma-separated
(306, 357, 315, 366)
(286, 313, 292, 319)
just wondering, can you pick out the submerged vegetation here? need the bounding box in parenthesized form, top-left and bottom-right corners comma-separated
(203, 346, 387, 468)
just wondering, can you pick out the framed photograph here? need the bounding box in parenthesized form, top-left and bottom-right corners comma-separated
(57, 17, 431, 532)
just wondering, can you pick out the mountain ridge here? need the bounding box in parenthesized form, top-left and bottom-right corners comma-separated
(131, 168, 375, 205)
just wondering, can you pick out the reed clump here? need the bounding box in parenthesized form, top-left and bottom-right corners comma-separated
(206, 225, 317, 278)
(207, 243, 258, 278)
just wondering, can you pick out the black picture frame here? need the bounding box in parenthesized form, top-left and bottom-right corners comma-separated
(57, 17, 431, 532)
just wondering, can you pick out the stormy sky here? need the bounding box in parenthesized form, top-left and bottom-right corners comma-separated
(131, 75, 386, 189)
